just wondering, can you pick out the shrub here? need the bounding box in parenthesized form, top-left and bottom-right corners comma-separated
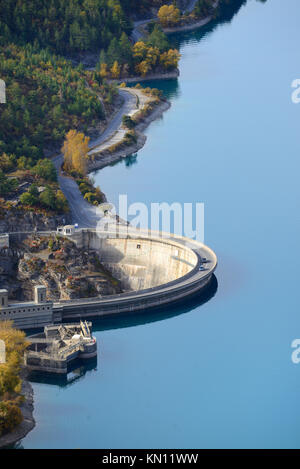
(122, 115, 136, 129)
(0, 401, 23, 436)
(0, 170, 18, 196)
(124, 132, 137, 145)
(32, 159, 57, 182)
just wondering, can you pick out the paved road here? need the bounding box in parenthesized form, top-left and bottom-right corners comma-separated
(131, 0, 198, 42)
(89, 88, 152, 155)
(52, 89, 137, 228)
(132, 19, 153, 42)
(89, 89, 137, 150)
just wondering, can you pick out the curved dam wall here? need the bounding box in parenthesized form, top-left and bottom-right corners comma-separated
(72, 230, 198, 292)
(5, 229, 217, 326)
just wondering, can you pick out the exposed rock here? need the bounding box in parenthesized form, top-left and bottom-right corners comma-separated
(0, 207, 71, 234)
(2, 235, 123, 302)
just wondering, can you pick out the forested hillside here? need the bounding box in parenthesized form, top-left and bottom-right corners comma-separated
(0, 44, 114, 159)
(0, 0, 181, 216)
(0, 0, 180, 166)
(0, 1, 171, 53)
(0, 44, 116, 214)
(0, 0, 131, 54)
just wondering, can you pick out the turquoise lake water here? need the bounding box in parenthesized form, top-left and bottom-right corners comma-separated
(22, 0, 300, 448)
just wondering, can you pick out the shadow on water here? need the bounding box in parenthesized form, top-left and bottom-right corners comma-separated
(128, 78, 181, 101)
(28, 358, 98, 388)
(92, 150, 140, 177)
(124, 153, 138, 168)
(91, 273, 218, 332)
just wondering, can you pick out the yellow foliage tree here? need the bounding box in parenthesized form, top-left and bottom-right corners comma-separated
(56, 190, 68, 212)
(0, 321, 29, 359)
(99, 63, 108, 78)
(135, 60, 151, 77)
(111, 60, 121, 79)
(133, 41, 148, 61)
(158, 4, 180, 27)
(160, 49, 181, 69)
(0, 321, 30, 436)
(146, 46, 160, 67)
(62, 130, 90, 176)
(0, 401, 23, 436)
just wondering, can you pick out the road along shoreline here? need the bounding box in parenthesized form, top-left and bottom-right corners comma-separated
(87, 96, 171, 172)
(52, 86, 172, 228)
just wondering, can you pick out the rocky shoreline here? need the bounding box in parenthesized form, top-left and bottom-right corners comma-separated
(110, 69, 180, 84)
(0, 370, 35, 449)
(163, 13, 216, 34)
(163, 0, 219, 34)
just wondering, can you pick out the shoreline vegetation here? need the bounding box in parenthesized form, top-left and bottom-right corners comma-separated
(0, 322, 34, 449)
(0, 370, 35, 449)
(162, 1, 219, 33)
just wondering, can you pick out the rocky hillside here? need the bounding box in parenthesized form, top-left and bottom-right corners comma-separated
(0, 235, 123, 301)
(0, 206, 71, 234)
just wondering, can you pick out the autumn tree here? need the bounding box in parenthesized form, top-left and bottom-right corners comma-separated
(111, 61, 121, 79)
(160, 49, 181, 69)
(158, 4, 181, 27)
(135, 60, 150, 77)
(0, 321, 29, 365)
(0, 321, 29, 436)
(62, 130, 90, 176)
(99, 63, 108, 78)
(0, 401, 23, 436)
(133, 42, 161, 76)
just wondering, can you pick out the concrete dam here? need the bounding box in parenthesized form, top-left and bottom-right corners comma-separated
(52, 228, 217, 324)
(1, 228, 217, 329)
